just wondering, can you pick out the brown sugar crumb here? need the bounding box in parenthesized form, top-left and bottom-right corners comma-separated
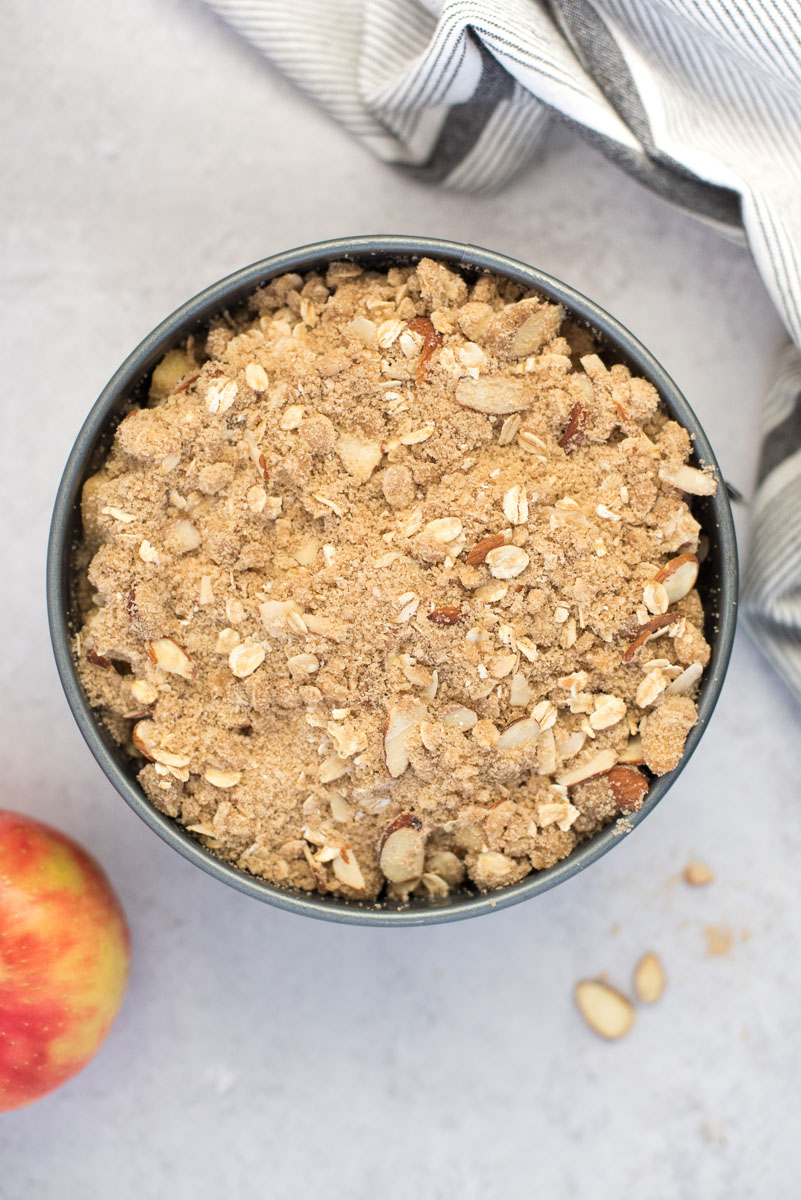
(704, 924, 734, 957)
(74, 257, 715, 901)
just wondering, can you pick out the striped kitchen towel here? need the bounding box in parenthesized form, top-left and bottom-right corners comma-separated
(205, 0, 801, 698)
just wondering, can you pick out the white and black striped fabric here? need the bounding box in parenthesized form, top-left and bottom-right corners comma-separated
(206, 0, 801, 696)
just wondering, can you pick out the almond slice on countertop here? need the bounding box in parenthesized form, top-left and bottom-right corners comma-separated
(574, 980, 636, 1040)
(622, 614, 677, 663)
(331, 847, 367, 892)
(466, 532, 506, 566)
(605, 765, 649, 811)
(654, 553, 699, 603)
(379, 813, 426, 883)
(617, 735, 645, 764)
(556, 748, 618, 787)
(658, 464, 717, 495)
(665, 661, 703, 695)
(633, 953, 666, 1004)
(147, 637, 194, 680)
(683, 861, 714, 886)
(383, 695, 427, 777)
(455, 375, 533, 414)
(496, 713, 541, 750)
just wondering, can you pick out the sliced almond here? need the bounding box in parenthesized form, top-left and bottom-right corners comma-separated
(574, 980, 636, 1040)
(558, 402, 585, 451)
(665, 661, 703, 695)
(383, 695, 427, 777)
(537, 800, 579, 831)
(683, 861, 714, 886)
(228, 641, 266, 678)
(633, 952, 666, 1004)
(336, 432, 383, 481)
(654, 553, 699, 604)
(440, 705, 478, 730)
(130, 679, 158, 705)
(556, 748, 618, 787)
(379, 813, 425, 883)
(617, 735, 645, 765)
(427, 604, 463, 626)
(556, 730, 586, 760)
(147, 638, 194, 680)
(643, 581, 669, 615)
(466, 532, 506, 566)
(496, 713, 541, 750)
(606, 765, 649, 811)
(455, 375, 533, 414)
(622, 614, 677, 663)
(331, 847, 366, 892)
(204, 768, 242, 789)
(659, 465, 717, 495)
(132, 719, 158, 760)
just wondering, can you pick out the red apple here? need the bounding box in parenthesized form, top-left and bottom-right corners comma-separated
(0, 809, 130, 1111)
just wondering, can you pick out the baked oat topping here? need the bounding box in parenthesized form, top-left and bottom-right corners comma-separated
(75, 257, 715, 901)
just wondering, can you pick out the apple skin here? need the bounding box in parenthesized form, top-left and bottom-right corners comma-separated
(0, 809, 130, 1112)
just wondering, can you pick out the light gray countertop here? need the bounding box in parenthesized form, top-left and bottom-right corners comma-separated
(2, 1, 799, 1196)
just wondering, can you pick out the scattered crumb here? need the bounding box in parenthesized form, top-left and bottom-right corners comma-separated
(704, 924, 733, 956)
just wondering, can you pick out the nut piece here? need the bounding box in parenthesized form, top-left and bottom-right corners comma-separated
(606, 765, 649, 812)
(332, 847, 366, 892)
(228, 641, 266, 678)
(379, 813, 425, 883)
(486, 545, 529, 579)
(336, 432, 383, 481)
(147, 638, 194, 680)
(683, 861, 714, 886)
(622, 614, 677, 663)
(427, 605, 463, 626)
(440, 705, 478, 730)
(659, 465, 717, 495)
(455, 375, 533, 414)
(654, 553, 699, 604)
(574, 980, 636, 1040)
(496, 713, 541, 750)
(466, 533, 506, 566)
(383, 695, 427, 777)
(558, 402, 586, 451)
(204, 768, 242, 788)
(665, 661, 703, 695)
(132, 719, 158, 760)
(633, 952, 666, 1004)
(643, 581, 669, 615)
(617, 735, 645, 765)
(556, 748, 618, 787)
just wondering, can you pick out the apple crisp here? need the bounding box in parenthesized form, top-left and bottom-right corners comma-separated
(75, 256, 716, 901)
